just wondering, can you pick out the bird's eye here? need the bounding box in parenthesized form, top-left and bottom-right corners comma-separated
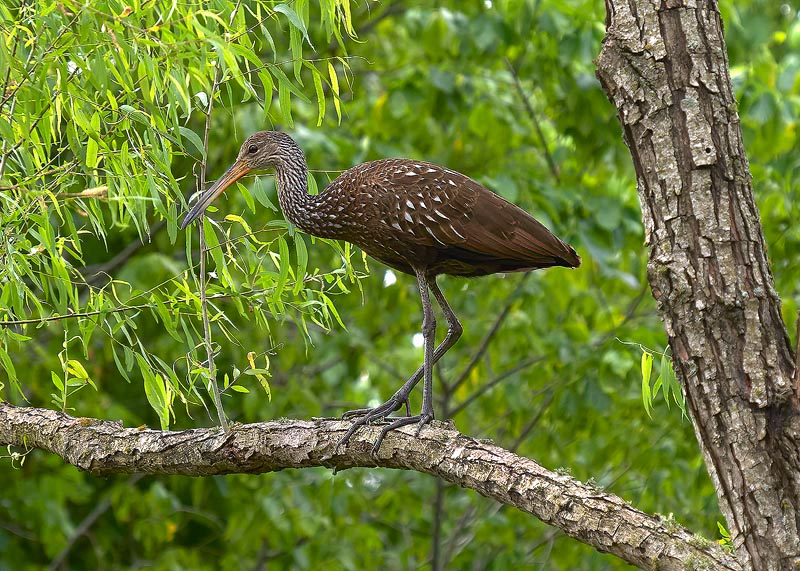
(248, 145, 258, 154)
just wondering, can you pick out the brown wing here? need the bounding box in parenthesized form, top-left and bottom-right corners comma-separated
(355, 159, 580, 276)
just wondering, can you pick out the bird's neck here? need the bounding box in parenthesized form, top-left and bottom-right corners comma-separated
(274, 154, 320, 234)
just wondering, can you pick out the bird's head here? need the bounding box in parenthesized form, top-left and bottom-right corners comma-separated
(235, 130, 301, 171)
(180, 131, 301, 229)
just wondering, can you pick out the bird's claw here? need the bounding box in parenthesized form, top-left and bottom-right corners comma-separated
(369, 413, 434, 456)
(336, 394, 413, 452)
(340, 394, 410, 421)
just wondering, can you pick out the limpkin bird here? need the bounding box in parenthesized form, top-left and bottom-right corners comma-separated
(181, 131, 580, 451)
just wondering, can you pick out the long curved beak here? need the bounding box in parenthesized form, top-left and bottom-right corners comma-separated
(180, 161, 251, 230)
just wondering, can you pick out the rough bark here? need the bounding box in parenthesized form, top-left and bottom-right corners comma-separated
(0, 402, 738, 571)
(596, 1, 800, 569)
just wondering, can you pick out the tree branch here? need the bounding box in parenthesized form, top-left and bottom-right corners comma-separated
(47, 474, 144, 571)
(0, 402, 739, 571)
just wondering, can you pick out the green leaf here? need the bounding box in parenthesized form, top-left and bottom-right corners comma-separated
(328, 61, 341, 122)
(50, 371, 64, 392)
(243, 368, 270, 376)
(273, 236, 290, 301)
(278, 79, 293, 127)
(178, 126, 205, 159)
(270, 66, 311, 102)
(259, 70, 274, 120)
(274, 4, 314, 49)
(311, 66, 326, 126)
(320, 292, 346, 329)
(293, 235, 308, 295)
(251, 177, 278, 211)
(86, 135, 99, 169)
(256, 374, 271, 401)
(224, 214, 253, 236)
(641, 350, 653, 418)
(659, 352, 671, 406)
(66, 359, 89, 380)
(138, 354, 170, 430)
(2, 330, 30, 345)
(0, 345, 17, 393)
(203, 218, 232, 288)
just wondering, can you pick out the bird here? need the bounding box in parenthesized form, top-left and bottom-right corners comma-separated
(180, 131, 580, 452)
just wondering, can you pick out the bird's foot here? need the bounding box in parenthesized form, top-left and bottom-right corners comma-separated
(337, 393, 412, 452)
(369, 413, 433, 455)
(341, 395, 410, 421)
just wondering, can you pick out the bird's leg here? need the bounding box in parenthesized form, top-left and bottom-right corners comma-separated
(428, 278, 463, 364)
(338, 275, 463, 452)
(340, 280, 463, 421)
(366, 278, 462, 452)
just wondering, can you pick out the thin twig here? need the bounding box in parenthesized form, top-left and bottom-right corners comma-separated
(0, 74, 79, 182)
(0, 520, 36, 541)
(504, 58, 560, 183)
(448, 355, 548, 417)
(0, 21, 19, 104)
(510, 391, 555, 450)
(0, 162, 77, 191)
(525, 529, 561, 560)
(198, 63, 229, 433)
(0, 0, 56, 111)
(0, 269, 333, 328)
(431, 479, 446, 571)
(0, 304, 154, 327)
(252, 537, 309, 571)
(447, 274, 531, 395)
(81, 220, 166, 286)
(47, 474, 144, 570)
(450, 287, 649, 418)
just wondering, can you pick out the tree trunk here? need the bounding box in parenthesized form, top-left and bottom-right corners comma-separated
(596, 1, 800, 569)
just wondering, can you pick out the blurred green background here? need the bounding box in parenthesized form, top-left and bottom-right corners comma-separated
(0, 0, 797, 569)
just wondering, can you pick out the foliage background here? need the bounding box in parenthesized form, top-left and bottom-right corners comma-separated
(0, 0, 797, 569)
